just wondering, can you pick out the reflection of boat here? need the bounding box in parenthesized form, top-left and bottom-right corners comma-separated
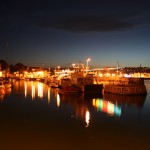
(58, 92, 87, 121)
(3, 80, 12, 88)
(0, 81, 5, 94)
(0, 88, 5, 94)
(0, 79, 12, 98)
(5, 87, 12, 95)
(0, 93, 5, 101)
(103, 93, 146, 107)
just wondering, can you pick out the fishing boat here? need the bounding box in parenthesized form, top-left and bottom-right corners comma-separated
(58, 85, 80, 94)
(50, 82, 59, 88)
(50, 75, 61, 88)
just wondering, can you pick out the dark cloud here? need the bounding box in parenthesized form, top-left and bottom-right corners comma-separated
(35, 13, 142, 33)
(1, 0, 150, 32)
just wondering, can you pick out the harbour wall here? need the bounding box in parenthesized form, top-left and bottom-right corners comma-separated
(104, 78, 147, 95)
(104, 85, 147, 95)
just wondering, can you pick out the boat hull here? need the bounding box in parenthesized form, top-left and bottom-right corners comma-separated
(59, 85, 80, 94)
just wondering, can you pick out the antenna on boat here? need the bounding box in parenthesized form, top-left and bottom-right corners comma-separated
(117, 60, 119, 77)
(140, 64, 141, 78)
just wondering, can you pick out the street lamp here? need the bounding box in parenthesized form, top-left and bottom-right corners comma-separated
(72, 63, 75, 68)
(87, 58, 90, 67)
(86, 58, 91, 74)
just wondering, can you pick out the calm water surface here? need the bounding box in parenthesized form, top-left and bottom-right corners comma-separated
(0, 80, 150, 150)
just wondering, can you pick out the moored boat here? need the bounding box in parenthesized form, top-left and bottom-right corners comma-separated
(58, 85, 80, 94)
(50, 82, 59, 88)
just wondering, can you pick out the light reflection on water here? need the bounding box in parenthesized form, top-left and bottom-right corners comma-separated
(0, 80, 150, 150)
(1, 80, 149, 121)
(9, 80, 149, 123)
(92, 98, 121, 117)
(85, 110, 90, 127)
(56, 93, 60, 107)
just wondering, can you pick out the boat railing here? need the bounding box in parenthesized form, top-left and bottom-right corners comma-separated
(108, 78, 145, 86)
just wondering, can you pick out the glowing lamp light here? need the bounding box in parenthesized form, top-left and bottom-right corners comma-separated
(86, 58, 91, 67)
(72, 63, 75, 68)
(124, 74, 131, 78)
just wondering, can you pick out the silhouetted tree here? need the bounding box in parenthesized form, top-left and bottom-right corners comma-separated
(0, 60, 9, 70)
(14, 63, 27, 74)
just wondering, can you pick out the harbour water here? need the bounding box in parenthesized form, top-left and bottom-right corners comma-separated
(0, 80, 150, 150)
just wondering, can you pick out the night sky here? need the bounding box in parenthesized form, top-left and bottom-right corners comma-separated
(1, 0, 150, 68)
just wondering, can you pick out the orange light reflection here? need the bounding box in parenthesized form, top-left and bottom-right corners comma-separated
(57, 93, 60, 107)
(31, 82, 35, 100)
(24, 81, 27, 97)
(48, 87, 51, 104)
(85, 110, 90, 127)
(38, 82, 43, 98)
